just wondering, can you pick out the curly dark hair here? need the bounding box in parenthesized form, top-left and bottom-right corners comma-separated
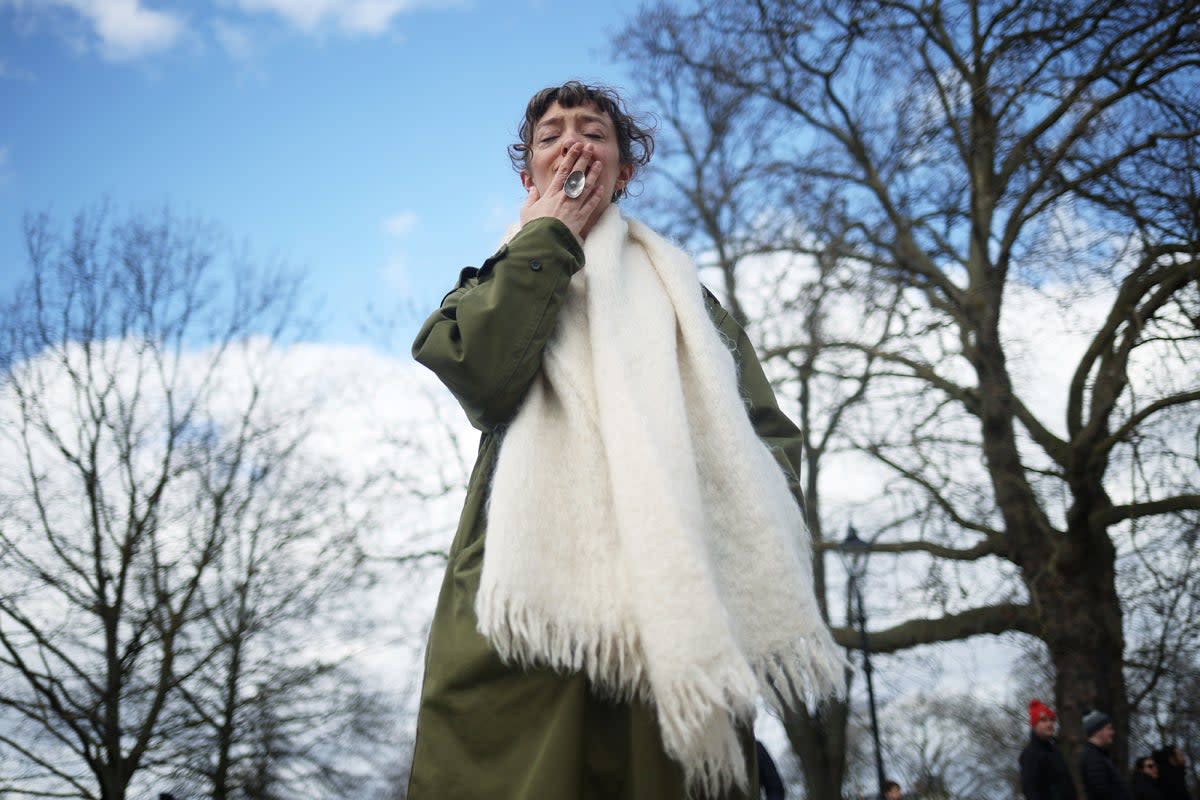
(508, 81, 655, 202)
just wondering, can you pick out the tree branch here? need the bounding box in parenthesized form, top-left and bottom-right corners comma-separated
(816, 536, 1004, 560)
(1092, 495, 1200, 528)
(832, 602, 1038, 653)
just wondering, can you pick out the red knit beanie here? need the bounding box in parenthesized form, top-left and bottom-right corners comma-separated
(1029, 699, 1057, 727)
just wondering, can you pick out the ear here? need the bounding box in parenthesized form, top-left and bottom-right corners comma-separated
(520, 170, 534, 191)
(618, 162, 634, 186)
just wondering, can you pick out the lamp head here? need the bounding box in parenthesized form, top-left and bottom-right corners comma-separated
(840, 524, 870, 582)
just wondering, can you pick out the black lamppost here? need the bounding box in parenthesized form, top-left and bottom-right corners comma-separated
(841, 524, 886, 800)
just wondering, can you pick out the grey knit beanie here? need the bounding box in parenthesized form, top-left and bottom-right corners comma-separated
(1083, 710, 1112, 737)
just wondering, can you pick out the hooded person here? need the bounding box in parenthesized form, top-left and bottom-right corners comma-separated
(1020, 699, 1077, 800)
(1151, 747, 1189, 800)
(1131, 755, 1162, 800)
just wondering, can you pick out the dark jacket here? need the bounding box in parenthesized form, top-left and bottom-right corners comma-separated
(756, 740, 786, 800)
(1132, 771, 1162, 800)
(1080, 742, 1132, 800)
(1152, 754, 1188, 800)
(1020, 732, 1078, 800)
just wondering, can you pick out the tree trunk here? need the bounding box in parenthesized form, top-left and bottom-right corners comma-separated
(98, 766, 127, 800)
(783, 698, 850, 800)
(1039, 527, 1128, 793)
(969, 294, 1131, 788)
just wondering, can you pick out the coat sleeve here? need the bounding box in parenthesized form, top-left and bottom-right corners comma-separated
(705, 289, 808, 519)
(411, 217, 584, 431)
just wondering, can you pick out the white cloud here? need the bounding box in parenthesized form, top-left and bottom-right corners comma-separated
(383, 211, 418, 237)
(1, 0, 465, 63)
(0, 338, 469, 784)
(53, 0, 185, 61)
(232, 0, 455, 35)
(339, 0, 415, 34)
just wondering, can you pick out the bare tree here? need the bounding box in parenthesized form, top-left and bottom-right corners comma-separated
(168, 443, 392, 799)
(617, 0, 1200, 789)
(871, 688, 1026, 799)
(0, 208, 378, 799)
(1124, 523, 1200, 788)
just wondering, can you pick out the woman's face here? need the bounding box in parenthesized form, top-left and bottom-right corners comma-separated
(520, 101, 633, 210)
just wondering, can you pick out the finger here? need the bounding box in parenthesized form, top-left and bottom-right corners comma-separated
(574, 143, 596, 173)
(573, 144, 597, 180)
(579, 159, 605, 205)
(554, 143, 587, 188)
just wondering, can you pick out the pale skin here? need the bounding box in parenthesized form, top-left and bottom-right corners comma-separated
(1088, 722, 1115, 748)
(1034, 716, 1057, 740)
(519, 101, 634, 244)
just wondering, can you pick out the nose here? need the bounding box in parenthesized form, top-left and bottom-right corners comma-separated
(559, 135, 581, 154)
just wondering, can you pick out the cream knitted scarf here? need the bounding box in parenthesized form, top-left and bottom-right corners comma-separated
(478, 207, 845, 797)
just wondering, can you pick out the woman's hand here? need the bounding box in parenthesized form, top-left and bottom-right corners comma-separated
(519, 142, 607, 244)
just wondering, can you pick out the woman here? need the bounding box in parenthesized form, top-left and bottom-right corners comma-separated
(408, 81, 843, 800)
(1133, 755, 1162, 800)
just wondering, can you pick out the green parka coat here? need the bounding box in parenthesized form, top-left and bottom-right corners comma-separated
(408, 217, 807, 800)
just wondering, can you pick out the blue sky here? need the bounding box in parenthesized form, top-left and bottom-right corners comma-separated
(0, 0, 648, 343)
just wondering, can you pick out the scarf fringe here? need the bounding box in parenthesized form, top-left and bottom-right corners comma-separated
(753, 633, 850, 712)
(475, 588, 649, 701)
(653, 664, 757, 797)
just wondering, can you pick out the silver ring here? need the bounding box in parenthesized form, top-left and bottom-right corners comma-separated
(564, 170, 586, 199)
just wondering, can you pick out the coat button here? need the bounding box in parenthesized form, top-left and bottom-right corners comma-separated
(530, 259, 542, 271)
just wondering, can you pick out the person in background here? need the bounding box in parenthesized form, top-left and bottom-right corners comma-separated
(755, 740, 785, 800)
(1152, 746, 1189, 800)
(882, 779, 902, 800)
(1019, 698, 1077, 800)
(1132, 755, 1162, 800)
(1079, 710, 1132, 800)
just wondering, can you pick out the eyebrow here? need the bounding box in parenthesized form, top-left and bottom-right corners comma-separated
(535, 112, 611, 131)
